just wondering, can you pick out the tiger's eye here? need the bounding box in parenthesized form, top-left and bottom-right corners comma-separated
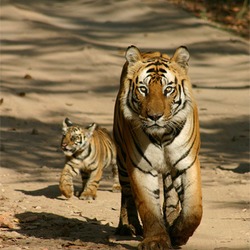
(139, 86, 148, 95)
(71, 135, 77, 141)
(164, 86, 173, 96)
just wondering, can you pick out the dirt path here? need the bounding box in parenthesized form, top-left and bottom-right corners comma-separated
(1, 1, 249, 249)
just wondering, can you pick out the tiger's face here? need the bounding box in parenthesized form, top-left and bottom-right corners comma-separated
(61, 118, 96, 157)
(122, 46, 192, 137)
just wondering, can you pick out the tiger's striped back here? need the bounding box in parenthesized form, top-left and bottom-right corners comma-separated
(59, 118, 120, 200)
(113, 46, 202, 249)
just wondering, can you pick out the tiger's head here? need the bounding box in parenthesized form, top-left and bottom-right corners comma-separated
(61, 118, 96, 157)
(121, 45, 194, 137)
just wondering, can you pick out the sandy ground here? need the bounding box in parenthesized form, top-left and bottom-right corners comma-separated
(0, 0, 249, 249)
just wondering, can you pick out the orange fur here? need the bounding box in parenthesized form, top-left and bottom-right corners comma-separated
(113, 46, 202, 249)
(59, 118, 120, 200)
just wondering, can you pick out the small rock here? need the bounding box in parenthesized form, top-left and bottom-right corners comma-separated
(33, 206, 41, 210)
(31, 128, 39, 135)
(24, 74, 32, 79)
(0, 144, 5, 152)
(18, 92, 26, 97)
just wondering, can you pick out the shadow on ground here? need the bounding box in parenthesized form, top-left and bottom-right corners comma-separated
(14, 211, 136, 250)
(200, 115, 249, 170)
(1, 0, 249, 179)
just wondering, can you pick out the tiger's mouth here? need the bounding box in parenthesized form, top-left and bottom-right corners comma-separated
(61, 145, 75, 156)
(62, 149, 74, 156)
(142, 121, 167, 135)
(140, 117, 165, 128)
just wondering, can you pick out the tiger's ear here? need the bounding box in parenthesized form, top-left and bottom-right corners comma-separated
(62, 117, 73, 133)
(126, 45, 142, 65)
(171, 46, 190, 72)
(86, 123, 97, 138)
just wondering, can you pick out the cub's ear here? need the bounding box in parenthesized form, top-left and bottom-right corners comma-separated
(126, 45, 142, 65)
(86, 123, 97, 138)
(62, 117, 73, 133)
(64, 117, 73, 127)
(171, 46, 190, 72)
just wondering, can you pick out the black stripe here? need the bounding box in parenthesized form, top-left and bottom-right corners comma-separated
(177, 187, 184, 198)
(172, 116, 197, 168)
(184, 113, 196, 146)
(163, 172, 171, 179)
(82, 144, 92, 159)
(153, 188, 160, 198)
(166, 201, 179, 210)
(146, 187, 160, 199)
(126, 81, 139, 114)
(173, 149, 199, 181)
(164, 183, 174, 193)
(146, 62, 158, 67)
(173, 136, 196, 168)
(130, 156, 157, 177)
(146, 68, 155, 73)
(175, 76, 178, 85)
(161, 62, 169, 68)
(159, 119, 186, 146)
(67, 162, 79, 175)
(174, 84, 182, 106)
(159, 68, 167, 73)
(131, 129, 153, 167)
(148, 134, 162, 147)
(176, 183, 183, 194)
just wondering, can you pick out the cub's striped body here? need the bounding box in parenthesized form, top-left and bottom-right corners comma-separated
(59, 118, 120, 200)
(113, 46, 202, 249)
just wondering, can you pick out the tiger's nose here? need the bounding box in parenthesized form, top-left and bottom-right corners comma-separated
(61, 143, 67, 149)
(147, 112, 163, 121)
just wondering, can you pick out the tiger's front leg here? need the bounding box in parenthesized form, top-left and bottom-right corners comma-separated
(169, 159, 202, 246)
(116, 185, 142, 236)
(59, 162, 80, 198)
(129, 166, 172, 250)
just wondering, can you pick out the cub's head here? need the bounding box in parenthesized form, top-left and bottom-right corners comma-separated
(121, 45, 194, 136)
(61, 118, 96, 157)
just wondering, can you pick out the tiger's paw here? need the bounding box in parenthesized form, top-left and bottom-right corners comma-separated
(78, 191, 96, 200)
(138, 235, 172, 250)
(170, 235, 189, 247)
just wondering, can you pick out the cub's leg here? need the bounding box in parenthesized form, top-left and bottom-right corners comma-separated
(129, 167, 172, 250)
(111, 164, 121, 192)
(75, 171, 89, 197)
(169, 160, 202, 246)
(78, 166, 103, 200)
(59, 163, 80, 198)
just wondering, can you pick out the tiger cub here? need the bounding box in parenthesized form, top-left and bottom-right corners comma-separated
(59, 118, 120, 200)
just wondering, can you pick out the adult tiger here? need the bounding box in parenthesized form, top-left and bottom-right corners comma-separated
(59, 118, 120, 200)
(113, 45, 202, 249)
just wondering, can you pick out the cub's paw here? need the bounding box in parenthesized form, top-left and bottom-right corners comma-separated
(138, 235, 172, 250)
(112, 183, 121, 193)
(59, 184, 73, 199)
